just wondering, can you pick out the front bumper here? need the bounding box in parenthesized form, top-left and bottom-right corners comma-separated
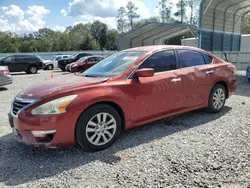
(8, 111, 76, 148)
(70, 66, 78, 73)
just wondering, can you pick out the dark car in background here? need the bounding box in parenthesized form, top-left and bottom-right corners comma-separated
(0, 55, 44, 74)
(58, 53, 92, 71)
(69, 56, 104, 73)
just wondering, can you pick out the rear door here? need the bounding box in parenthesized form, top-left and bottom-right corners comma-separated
(177, 49, 217, 107)
(14, 55, 28, 72)
(128, 50, 185, 123)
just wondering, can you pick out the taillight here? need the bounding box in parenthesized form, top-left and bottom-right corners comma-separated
(0, 69, 10, 76)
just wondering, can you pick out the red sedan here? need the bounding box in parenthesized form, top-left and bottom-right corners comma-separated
(69, 56, 104, 73)
(8, 46, 236, 151)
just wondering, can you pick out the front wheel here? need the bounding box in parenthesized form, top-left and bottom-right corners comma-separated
(207, 84, 226, 113)
(47, 64, 54, 70)
(76, 104, 122, 152)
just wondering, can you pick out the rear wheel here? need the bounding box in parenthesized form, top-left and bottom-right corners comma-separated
(28, 66, 38, 74)
(76, 104, 122, 152)
(207, 84, 226, 113)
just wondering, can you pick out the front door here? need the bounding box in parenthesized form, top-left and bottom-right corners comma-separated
(85, 57, 97, 69)
(128, 50, 185, 124)
(177, 49, 217, 107)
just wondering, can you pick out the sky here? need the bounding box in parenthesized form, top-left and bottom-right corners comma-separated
(0, 0, 178, 33)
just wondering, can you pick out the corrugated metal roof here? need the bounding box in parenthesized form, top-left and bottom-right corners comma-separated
(117, 22, 197, 50)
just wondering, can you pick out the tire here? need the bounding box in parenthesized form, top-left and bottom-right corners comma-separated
(28, 66, 38, 74)
(76, 104, 122, 152)
(207, 84, 226, 113)
(61, 68, 65, 72)
(78, 67, 85, 73)
(47, 64, 54, 70)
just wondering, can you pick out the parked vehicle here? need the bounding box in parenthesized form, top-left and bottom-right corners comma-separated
(43, 55, 71, 70)
(246, 64, 250, 82)
(8, 46, 236, 151)
(58, 53, 93, 71)
(69, 56, 104, 73)
(0, 55, 44, 74)
(0, 66, 12, 86)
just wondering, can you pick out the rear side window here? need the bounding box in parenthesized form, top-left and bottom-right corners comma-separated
(15, 56, 26, 61)
(203, 53, 213, 64)
(4, 56, 15, 63)
(139, 50, 176, 73)
(178, 50, 206, 68)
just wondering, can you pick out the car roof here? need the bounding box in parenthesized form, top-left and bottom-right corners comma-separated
(83, 55, 103, 58)
(123, 45, 207, 53)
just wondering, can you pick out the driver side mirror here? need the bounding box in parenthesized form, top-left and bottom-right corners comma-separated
(134, 68, 154, 78)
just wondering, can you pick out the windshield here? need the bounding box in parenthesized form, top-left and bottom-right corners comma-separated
(83, 51, 146, 77)
(77, 57, 88, 62)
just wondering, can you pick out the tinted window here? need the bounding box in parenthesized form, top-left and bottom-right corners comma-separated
(178, 50, 206, 68)
(203, 53, 213, 64)
(62, 56, 68, 59)
(4, 56, 15, 63)
(95, 57, 103, 61)
(139, 50, 176, 73)
(15, 56, 26, 61)
(87, 57, 95, 62)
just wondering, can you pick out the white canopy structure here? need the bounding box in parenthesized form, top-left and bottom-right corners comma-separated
(117, 23, 197, 51)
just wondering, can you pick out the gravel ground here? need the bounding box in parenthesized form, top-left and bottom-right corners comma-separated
(0, 70, 250, 188)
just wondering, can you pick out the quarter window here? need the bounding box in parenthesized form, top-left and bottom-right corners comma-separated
(139, 50, 176, 73)
(178, 50, 206, 68)
(203, 53, 213, 64)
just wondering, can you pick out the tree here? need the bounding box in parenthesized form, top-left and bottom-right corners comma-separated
(133, 17, 160, 29)
(90, 21, 108, 50)
(117, 7, 127, 33)
(126, 1, 140, 30)
(243, 14, 250, 34)
(187, 0, 199, 24)
(156, 0, 172, 22)
(175, 0, 187, 23)
(105, 29, 119, 50)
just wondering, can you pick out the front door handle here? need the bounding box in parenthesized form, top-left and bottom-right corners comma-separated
(171, 78, 182, 83)
(206, 70, 215, 74)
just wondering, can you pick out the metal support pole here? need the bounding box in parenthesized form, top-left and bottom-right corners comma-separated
(237, 52, 240, 69)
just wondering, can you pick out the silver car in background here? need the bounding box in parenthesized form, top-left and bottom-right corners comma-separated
(0, 66, 12, 87)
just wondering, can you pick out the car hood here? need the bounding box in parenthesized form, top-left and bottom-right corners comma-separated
(43, 60, 53, 64)
(17, 74, 109, 99)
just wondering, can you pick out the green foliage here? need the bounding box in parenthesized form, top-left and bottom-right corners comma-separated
(174, 0, 187, 23)
(243, 14, 250, 34)
(0, 22, 117, 53)
(126, 1, 140, 30)
(157, 0, 172, 22)
(117, 7, 127, 33)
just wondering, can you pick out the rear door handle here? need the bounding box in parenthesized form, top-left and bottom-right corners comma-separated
(206, 70, 215, 74)
(171, 78, 182, 82)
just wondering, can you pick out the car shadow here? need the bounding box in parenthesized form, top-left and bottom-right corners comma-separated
(234, 74, 250, 97)
(0, 87, 8, 91)
(0, 106, 232, 186)
(10, 73, 40, 76)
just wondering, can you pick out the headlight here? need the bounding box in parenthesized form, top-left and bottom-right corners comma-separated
(31, 95, 77, 115)
(72, 64, 78, 67)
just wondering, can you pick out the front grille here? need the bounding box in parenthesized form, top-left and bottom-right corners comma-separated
(12, 98, 35, 116)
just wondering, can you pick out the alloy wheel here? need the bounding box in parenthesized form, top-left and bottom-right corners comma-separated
(212, 88, 225, 110)
(85, 112, 117, 146)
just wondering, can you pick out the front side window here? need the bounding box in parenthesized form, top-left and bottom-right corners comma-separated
(83, 51, 147, 77)
(178, 50, 206, 68)
(138, 50, 176, 73)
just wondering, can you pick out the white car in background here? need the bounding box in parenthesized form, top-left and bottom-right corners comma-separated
(43, 55, 71, 70)
(0, 66, 12, 87)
